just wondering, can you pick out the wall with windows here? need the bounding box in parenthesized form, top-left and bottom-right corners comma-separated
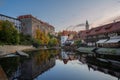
(18, 15, 55, 37)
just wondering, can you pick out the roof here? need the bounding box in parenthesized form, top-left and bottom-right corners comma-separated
(61, 30, 77, 36)
(87, 21, 120, 36)
(17, 14, 32, 19)
(18, 14, 54, 28)
(78, 21, 120, 40)
(0, 14, 19, 21)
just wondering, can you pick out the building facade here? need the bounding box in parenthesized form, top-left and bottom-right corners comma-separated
(61, 30, 77, 46)
(18, 14, 55, 37)
(0, 14, 21, 32)
(78, 21, 120, 47)
(61, 31, 68, 46)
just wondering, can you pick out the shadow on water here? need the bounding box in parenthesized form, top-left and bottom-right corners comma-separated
(0, 65, 8, 80)
(0, 49, 60, 80)
(0, 49, 120, 80)
(86, 56, 120, 79)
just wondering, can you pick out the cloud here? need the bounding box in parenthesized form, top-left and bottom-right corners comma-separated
(91, 11, 120, 28)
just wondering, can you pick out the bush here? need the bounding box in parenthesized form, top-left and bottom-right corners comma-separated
(19, 33, 33, 45)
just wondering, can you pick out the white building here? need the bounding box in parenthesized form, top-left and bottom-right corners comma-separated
(0, 14, 21, 32)
(61, 35, 68, 46)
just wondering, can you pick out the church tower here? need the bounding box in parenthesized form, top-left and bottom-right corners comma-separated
(85, 20, 89, 30)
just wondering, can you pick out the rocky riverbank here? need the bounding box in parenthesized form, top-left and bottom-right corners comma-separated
(0, 45, 35, 56)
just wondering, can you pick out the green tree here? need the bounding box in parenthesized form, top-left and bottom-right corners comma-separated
(48, 38, 58, 47)
(74, 39, 82, 47)
(0, 20, 19, 45)
(19, 33, 33, 45)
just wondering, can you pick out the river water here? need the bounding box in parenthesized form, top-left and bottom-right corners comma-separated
(0, 49, 119, 80)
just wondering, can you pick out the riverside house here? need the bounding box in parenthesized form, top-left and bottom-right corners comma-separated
(78, 21, 120, 48)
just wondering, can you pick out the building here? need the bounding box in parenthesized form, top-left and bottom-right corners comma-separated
(0, 14, 21, 32)
(61, 31, 68, 46)
(61, 30, 77, 46)
(78, 30, 87, 44)
(78, 21, 120, 47)
(18, 14, 55, 37)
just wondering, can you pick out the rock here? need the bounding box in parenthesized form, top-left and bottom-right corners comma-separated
(16, 51, 29, 57)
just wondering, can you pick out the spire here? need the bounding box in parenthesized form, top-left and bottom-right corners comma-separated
(85, 20, 89, 30)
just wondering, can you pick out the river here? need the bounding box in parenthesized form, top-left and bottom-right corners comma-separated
(0, 49, 119, 80)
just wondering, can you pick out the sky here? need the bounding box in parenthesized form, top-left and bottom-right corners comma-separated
(0, 0, 120, 32)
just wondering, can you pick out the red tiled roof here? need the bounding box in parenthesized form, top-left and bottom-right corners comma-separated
(88, 21, 120, 36)
(61, 30, 77, 36)
(18, 14, 55, 29)
(18, 15, 32, 19)
(79, 21, 120, 38)
(105, 21, 120, 33)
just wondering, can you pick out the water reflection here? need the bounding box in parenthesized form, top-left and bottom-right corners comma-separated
(0, 50, 59, 80)
(20, 50, 56, 80)
(56, 50, 120, 80)
(0, 65, 8, 80)
(0, 49, 119, 80)
(86, 56, 120, 79)
(0, 57, 20, 80)
(60, 50, 78, 64)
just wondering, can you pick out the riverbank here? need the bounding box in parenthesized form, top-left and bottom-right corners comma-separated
(0, 45, 35, 56)
(0, 45, 61, 57)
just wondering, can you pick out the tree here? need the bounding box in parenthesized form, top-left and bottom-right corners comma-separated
(35, 29, 50, 46)
(35, 29, 44, 45)
(19, 33, 33, 45)
(44, 34, 49, 45)
(74, 39, 82, 47)
(0, 20, 19, 45)
(34, 28, 59, 47)
(48, 38, 58, 47)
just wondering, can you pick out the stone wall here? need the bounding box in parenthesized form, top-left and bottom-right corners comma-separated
(0, 45, 34, 56)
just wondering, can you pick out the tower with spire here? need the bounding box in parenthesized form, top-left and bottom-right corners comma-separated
(85, 20, 89, 30)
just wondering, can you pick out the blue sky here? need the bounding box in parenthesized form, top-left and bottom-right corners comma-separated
(0, 0, 120, 32)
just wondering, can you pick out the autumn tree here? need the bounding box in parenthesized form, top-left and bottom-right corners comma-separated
(35, 29, 50, 46)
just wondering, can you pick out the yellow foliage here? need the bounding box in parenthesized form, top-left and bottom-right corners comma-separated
(35, 29, 50, 45)
(34, 50, 50, 65)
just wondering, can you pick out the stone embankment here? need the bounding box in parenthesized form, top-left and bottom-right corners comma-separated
(0, 45, 34, 56)
(77, 47, 120, 55)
